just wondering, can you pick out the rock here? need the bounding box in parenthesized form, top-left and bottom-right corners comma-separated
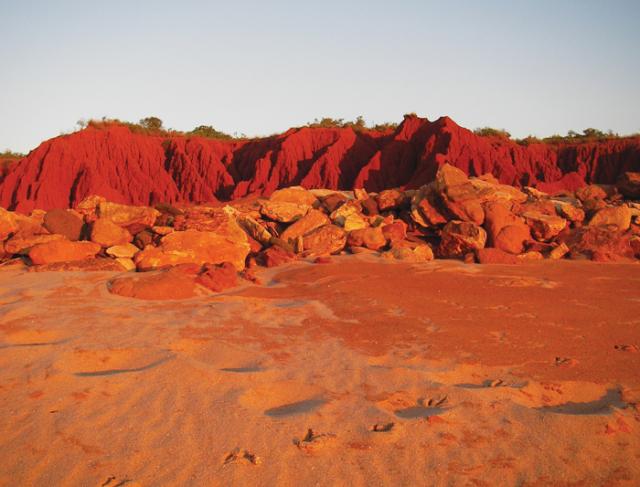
(354, 188, 368, 201)
(109, 267, 200, 300)
(281, 209, 330, 243)
(115, 257, 137, 271)
(588, 205, 632, 231)
(617, 172, 640, 199)
(30, 258, 125, 272)
(258, 245, 296, 267)
(469, 177, 528, 204)
(42, 209, 84, 241)
(433, 164, 485, 225)
(269, 186, 319, 206)
(475, 248, 518, 264)
(564, 226, 635, 261)
(495, 224, 531, 255)
(321, 193, 348, 213)
(386, 242, 434, 262)
(330, 201, 367, 231)
(576, 185, 607, 202)
(29, 240, 100, 265)
(106, 243, 140, 259)
(133, 229, 155, 249)
(523, 211, 567, 241)
(347, 227, 387, 251)
(377, 189, 408, 211)
(554, 201, 585, 223)
(135, 228, 250, 271)
(630, 236, 640, 257)
(360, 197, 379, 216)
(260, 200, 309, 223)
(236, 215, 273, 245)
(91, 218, 133, 247)
(98, 201, 160, 227)
(517, 251, 544, 261)
(549, 242, 570, 260)
(75, 195, 106, 221)
(302, 224, 346, 256)
(196, 262, 238, 292)
(0, 207, 18, 240)
(410, 186, 447, 227)
(439, 221, 487, 258)
(483, 201, 530, 254)
(152, 226, 174, 236)
(381, 221, 407, 243)
(4, 233, 66, 255)
(434, 163, 469, 191)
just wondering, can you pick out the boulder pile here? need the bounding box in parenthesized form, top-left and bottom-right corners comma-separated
(1, 165, 639, 299)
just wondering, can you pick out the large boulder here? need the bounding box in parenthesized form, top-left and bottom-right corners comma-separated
(269, 186, 319, 206)
(617, 172, 640, 199)
(377, 189, 408, 212)
(302, 224, 346, 256)
(281, 209, 330, 243)
(105, 243, 140, 259)
(475, 248, 518, 265)
(588, 206, 632, 231)
(381, 221, 407, 243)
(439, 220, 487, 258)
(330, 201, 368, 231)
(43, 209, 84, 241)
(4, 233, 65, 255)
(196, 262, 239, 292)
(575, 185, 608, 203)
(483, 201, 531, 254)
(564, 226, 635, 261)
(386, 242, 434, 262)
(434, 164, 485, 225)
(98, 201, 160, 227)
(109, 266, 200, 300)
(91, 218, 133, 247)
(29, 240, 100, 265)
(135, 228, 250, 271)
(410, 185, 447, 228)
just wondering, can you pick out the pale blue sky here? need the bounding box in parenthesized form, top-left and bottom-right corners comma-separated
(1, 0, 638, 153)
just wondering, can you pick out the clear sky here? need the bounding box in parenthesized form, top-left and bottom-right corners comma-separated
(1, 0, 639, 153)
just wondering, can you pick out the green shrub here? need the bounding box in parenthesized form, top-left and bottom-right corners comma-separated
(188, 125, 234, 140)
(474, 127, 512, 139)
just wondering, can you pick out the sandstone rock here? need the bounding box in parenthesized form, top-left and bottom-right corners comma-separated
(135, 228, 250, 271)
(347, 227, 387, 251)
(258, 245, 296, 267)
(42, 209, 84, 241)
(75, 195, 106, 221)
(281, 209, 330, 243)
(410, 186, 447, 227)
(91, 218, 133, 247)
(4, 233, 65, 255)
(434, 163, 469, 192)
(260, 200, 309, 223)
(115, 257, 137, 271)
(269, 186, 319, 206)
(495, 224, 531, 255)
(106, 243, 140, 259)
(386, 242, 434, 262)
(0, 207, 18, 240)
(330, 200, 367, 231)
(381, 221, 407, 243)
(630, 236, 640, 257)
(517, 251, 544, 261)
(523, 211, 567, 241)
(353, 188, 368, 201)
(30, 258, 125, 272)
(565, 226, 635, 261)
(236, 215, 273, 245)
(152, 226, 174, 236)
(588, 205, 631, 231)
(98, 201, 160, 227)
(196, 262, 238, 292)
(321, 193, 348, 213)
(377, 189, 408, 211)
(360, 197, 379, 216)
(617, 172, 640, 199)
(483, 201, 530, 253)
(109, 267, 200, 300)
(475, 248, 518, 265)
(302, 224, 346, 256)
(439, 221, 487, 258)
(133, 229, 155, 249)
(29, 240, 100, 265)
(549, 242, 570, 260)
(554, 201, 585, 223)
(576, 185, 607, 202)
(469, 177, 528, 204)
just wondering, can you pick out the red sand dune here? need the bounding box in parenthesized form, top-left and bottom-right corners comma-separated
(1, 115, 639, 212)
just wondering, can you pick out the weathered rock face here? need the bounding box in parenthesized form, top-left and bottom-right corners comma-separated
(0, 207, 18, 240)
(2, 115, 639, 213)
(588, 206, 632, 231)
(109, 266, 201, 300)
(98, 201, 159, 227)
(28, 240, 101, 265)
(439, 220, 487, 257)
(302, 224, 347, 256)
(280, 209, 330, 243)
(617, 172, 640, 199)
(91, 218, 133, 247)
(347, 226, 387, 251)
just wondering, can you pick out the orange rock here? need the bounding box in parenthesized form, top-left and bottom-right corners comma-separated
(523, 211, 567, 241)
(29, 240, 100, 265)
(386, 242, 434, 262)
(494, 224, 531, 255)
(617, 172, 640, 199)
(196, 262, 238, 292)
(91, 218, 133, 247)
(347, 227, 387, 251)
(260, 200, 309, 223)
(258, 245, 296, 267)
(269, 186, 319, 206)
(0, 207, 18, 240)
(98, 201, 160, 227)
(476, 248, 518, 264)
(109, 267, 200, 300)
(439, 221, 487, 258)
(281, 209, 330, 243)
(43, 209, 84, 241)
(588, 205, 631, 231)
(303, 224, 346, 256)
(377, 189, 407, 212)
(4, 233, 66, 255)
(135, 228, 250, 271)
(381, 221, 407, 243)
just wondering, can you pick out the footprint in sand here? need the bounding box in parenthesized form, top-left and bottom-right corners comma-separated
(100, 477, 141, 487)
(555, 357, 578, 367)
(371, 422, 395, 432)
(223, 448, 261, 465)
(238, 381, 328, 417)
(293, 428, 337, 452)
(614, 344, 639, 353)
(536, 388, 628, 416)
(394, 396, 449, 419)
(0, 326, 72, 349)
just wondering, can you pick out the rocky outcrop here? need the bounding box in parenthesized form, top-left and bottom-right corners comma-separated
(1, 116, 639, 213)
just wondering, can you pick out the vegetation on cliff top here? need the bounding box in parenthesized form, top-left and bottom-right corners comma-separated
(474, 126, 639, 145)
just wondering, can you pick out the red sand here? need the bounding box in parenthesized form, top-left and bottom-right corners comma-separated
(0, 257, 639, 485)
(2, 115, 639, 212)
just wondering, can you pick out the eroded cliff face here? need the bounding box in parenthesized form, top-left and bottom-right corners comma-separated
(1, 115, 639, 212)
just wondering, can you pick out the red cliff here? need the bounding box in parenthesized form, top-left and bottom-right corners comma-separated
(1, 115, 639, 212)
